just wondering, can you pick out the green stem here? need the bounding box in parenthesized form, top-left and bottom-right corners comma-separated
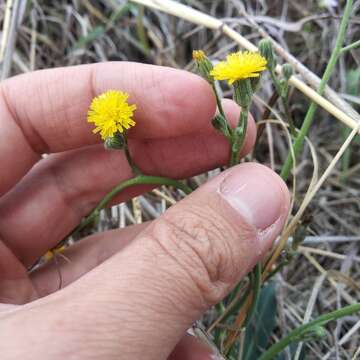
(252, 91, 279, 161)
(224, 264, 261, 355)
(229, 107, 249, 166)
(57, 175, 192, 246)
(124, 136, 141, 175)
(244, 263, 262, 327)
(280, 0, 353, 181)
(264, 259, 289, 282)
(341, 39, 360, 53)
(212, 82, 225, 117)
(214, 302, 227, 348)
(220, 286, 250, 325)
(269, 68, 282, 96)
(258, 302, 360, 360)
(282, 95, 296, 137)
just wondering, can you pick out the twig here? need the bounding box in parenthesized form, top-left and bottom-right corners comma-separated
(302, 252, 355, 305)
(0, 0, 24, 80)
(294, 274, 326, 360)
(301, 236, 360, 244)
(322, 320, 360, 360)
(0, 0, 14, 62)
(265, 121, 360, 276)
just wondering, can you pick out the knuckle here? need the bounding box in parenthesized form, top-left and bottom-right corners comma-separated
(149, 204, 241, 306)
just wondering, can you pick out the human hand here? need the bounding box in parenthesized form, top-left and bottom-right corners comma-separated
(0, 63, 289, 359)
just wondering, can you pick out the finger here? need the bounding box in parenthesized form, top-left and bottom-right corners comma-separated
(0, 62, 215, 195)
(30, 223, 149, 297)
(168, 333, 220, 360)
(38, 163, 289, 359)
(0, 240, 37, 304)
(0, 101, 256, 266)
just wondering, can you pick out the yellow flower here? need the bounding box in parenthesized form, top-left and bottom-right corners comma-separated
(43, 245, 66, 262)
(210, 51, 267, 85)
(88, 90, 137, 140)
(192, 50, 206, 61)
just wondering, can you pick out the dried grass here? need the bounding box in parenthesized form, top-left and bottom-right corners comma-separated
(1, 0, 360, 358)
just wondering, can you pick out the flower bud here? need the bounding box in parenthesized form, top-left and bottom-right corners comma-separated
(212, 114, 231, 138)
(282, 63, 293, 81)
(233, 79, 253, 108)
(258, 39, 277, 71)
(192, 50, 206, 62)
(234, 126, 244, 138)
(104, 132, 125, 150)
(192, 49, 214, 84)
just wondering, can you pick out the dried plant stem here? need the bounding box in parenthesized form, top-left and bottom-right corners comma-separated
(280, 0, 354, 180)
(207, 285, 250, 333)
(0, 0, 14, 62)
(265, 121, 360, 277)
(224, 295, 252, 352)
(131, 0, 360, 134)
(0, 0, 20, 79)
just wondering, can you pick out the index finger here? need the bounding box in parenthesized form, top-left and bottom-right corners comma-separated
(0, 62, 215, 195)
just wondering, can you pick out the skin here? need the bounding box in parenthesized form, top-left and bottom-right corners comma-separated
(0, 62, 290, 359)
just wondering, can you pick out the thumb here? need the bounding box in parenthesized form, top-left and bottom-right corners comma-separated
(37, 163, 289, 359)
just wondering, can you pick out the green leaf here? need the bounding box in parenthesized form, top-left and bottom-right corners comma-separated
(242, 282, 277, 360)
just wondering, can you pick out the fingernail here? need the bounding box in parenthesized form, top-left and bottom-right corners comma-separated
(219, 164, 286, 230)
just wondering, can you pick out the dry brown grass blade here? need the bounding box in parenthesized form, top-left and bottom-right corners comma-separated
(0, 0, 14, 62)
(265, 122, 360, 276)
(131, 0, 360, 134)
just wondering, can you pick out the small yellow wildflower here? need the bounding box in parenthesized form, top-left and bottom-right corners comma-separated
(88, 90, 137, 140)
(210, 51, 267, 85)
(43, 245, 66, 262)
(192, 50, 206, 61)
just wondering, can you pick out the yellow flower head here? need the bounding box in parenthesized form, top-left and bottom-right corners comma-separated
(210, 51, 267, 85)
(88, 90, 137, 140)
(192, 50, 206, 61)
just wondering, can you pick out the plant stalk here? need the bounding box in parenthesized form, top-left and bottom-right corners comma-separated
(54, 175, 192, 248)
(229, 107, 248, 166)
(258, 302, 360, 360)
(280, 0, 354, 181)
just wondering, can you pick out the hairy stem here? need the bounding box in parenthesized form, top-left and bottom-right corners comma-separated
(229, 107, 248, 166)
(212, 82, 225, 117)
(55, 175, 192, 248)
(124, 136, 142, 175)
